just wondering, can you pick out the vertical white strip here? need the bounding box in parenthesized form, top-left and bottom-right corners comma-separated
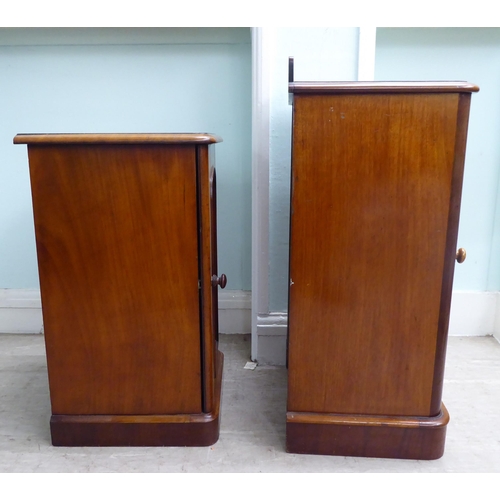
(495, 293, 500, 343)
(251, 28, 271, 360)
(357, 27, 377, 81)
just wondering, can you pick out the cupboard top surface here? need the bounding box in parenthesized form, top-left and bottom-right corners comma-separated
(13, 133, 222, 145)
(289, 81, 479, 94)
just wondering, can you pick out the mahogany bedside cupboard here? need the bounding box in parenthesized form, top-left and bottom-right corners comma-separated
(14, 133, 226, 447)
(286, 76, 479, 459)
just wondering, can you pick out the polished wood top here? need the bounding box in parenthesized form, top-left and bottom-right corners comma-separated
(13, 133, 223, 145)
(289, 81, 480, 94)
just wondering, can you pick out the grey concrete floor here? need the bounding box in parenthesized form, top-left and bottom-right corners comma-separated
(0, 333, 499, 473)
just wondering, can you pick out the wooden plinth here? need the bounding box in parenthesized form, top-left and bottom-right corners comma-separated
(50, 353, 223, 447)
(286, 403, 449, 460)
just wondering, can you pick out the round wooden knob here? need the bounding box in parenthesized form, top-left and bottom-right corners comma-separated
(456, 248, 466, 263)
(211, 274, 227, 289)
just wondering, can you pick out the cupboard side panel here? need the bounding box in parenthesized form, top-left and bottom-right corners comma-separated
(28, 144, 202, 415)
(287, 93, 459, 417)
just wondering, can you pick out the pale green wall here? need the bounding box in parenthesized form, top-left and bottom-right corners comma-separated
(375, 28, 500, 291)
(0, 28, 251, 290)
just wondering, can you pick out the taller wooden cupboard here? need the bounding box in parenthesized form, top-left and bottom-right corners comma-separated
(286, 74, 479, 459)
(14, 133, 226, 447)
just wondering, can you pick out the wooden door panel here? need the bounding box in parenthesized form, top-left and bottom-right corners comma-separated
(287, 93, 460, 416)
(29, 144, 202, 415)
(210, 167, 219, 346)
(197, 144, 220, 414)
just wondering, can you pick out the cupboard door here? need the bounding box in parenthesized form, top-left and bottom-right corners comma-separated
(197, 145, 225, 413)
(29, 144, 202, 415)
(287, 93, 461, 417)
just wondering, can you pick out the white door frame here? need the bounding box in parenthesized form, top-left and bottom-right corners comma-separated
(250, 27, 271, 361)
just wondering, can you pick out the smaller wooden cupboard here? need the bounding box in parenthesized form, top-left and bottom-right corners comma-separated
(14, 133, 225, 447)
(286, 71, 479, 459)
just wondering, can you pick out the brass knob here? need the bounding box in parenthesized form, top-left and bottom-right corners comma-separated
(456, 248, 466, 264)
(211, 274, 227, 289)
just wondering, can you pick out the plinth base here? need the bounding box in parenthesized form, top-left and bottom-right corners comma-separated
(286, 403, 449, 460)
(50, 353, 223, 447)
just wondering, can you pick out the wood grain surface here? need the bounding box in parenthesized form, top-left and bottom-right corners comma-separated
(197, 145, 217, 413)
(287, 92, 464, 417)
(286, 404, 449, 459)
(289, 81, 479, 94)
(49, 351, 224, 446)
(14, 133, 222, 145)
(28, 143, 203, 415)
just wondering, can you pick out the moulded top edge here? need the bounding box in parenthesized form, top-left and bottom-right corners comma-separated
(289, 81, 480, 94)
(13, 133, 223, 145)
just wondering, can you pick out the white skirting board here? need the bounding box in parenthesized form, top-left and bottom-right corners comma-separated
(1, 289, 498, 348)
(0, 288, 251, 335)
(218, 290, 251, 334)
(0, 289, 43, 334)
(448, 291, 500, 339)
